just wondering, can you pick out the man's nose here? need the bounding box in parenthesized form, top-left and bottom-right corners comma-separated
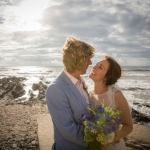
(89, 59, 92, 65)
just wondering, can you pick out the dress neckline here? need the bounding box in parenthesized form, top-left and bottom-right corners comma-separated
(90, 90, 108, 96)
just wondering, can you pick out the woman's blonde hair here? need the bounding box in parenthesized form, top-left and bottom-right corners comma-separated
(62, 37, 95, 73)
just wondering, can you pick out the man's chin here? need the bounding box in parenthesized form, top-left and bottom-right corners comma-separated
(81, 73, 85, 75)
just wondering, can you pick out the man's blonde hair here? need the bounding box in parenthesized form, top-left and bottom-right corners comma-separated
(62, 37, 95, 73)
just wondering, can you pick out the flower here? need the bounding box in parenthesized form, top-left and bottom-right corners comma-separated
(107, 132, 115, 143)
(78, 104, 122, 150)
(82, 82, 88, 90)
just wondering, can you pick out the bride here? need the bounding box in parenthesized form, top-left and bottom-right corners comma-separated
(88, 55, 133, 150)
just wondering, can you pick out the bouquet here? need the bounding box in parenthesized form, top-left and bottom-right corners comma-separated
(78, 104, 122, 150)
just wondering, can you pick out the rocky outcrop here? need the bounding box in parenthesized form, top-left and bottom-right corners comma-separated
(0, 77, 26, 99)
(0, 77, 48, 106)
(32, 81, 47, 100)
(0, 77, 26, 106)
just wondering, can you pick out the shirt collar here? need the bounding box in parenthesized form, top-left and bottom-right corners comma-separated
(64, 69, 83, 85)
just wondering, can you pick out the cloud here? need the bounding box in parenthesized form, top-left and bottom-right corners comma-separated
(0, 0, 150, 66)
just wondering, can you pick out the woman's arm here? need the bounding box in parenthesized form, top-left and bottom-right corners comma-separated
(113, 90, 133, 142)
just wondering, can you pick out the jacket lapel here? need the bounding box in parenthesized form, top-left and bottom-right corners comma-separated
(60, 71, 89, 109)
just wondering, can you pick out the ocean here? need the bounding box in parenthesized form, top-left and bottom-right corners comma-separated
(0, 66, 150, 118)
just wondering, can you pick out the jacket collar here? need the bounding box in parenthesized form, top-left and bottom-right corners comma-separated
(60, 71, 90, 109)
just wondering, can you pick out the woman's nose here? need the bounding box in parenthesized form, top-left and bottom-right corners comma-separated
(93, 65, 96, 69)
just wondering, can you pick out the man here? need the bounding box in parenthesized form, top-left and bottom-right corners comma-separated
(46, 37, 95, 150)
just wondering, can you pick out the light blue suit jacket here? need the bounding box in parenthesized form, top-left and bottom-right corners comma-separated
(46, 71, 89, 150)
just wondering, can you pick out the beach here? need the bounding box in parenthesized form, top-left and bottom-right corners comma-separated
(1, 103, 150, 150)
(0, 76, 150, 150)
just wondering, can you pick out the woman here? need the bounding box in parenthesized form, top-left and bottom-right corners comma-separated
(88, 55, 133, 150)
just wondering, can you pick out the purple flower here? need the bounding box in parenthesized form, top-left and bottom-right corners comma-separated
(78, 120, 83, 127)
(95, 114, 100, 120)
(82, 114, 87, 120)
(82, 113, 94, 120)
(104, 125, 111, 134)
(105, 115, 111, 121)
(86, 113, 94, 120)
(104, 124, 117, 133)
(115, 117, 122, 124)
(97, 105, 104, 113)
(111, 124, 117, 132)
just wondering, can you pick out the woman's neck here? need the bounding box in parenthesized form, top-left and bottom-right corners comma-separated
(93, 82, 108, 94)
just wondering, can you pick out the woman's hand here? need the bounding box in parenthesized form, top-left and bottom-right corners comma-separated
(113, 133, 120, 144)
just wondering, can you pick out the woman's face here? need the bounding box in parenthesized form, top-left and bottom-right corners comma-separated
(89, 59, 109, 82)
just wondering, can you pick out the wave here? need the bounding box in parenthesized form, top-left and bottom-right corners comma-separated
(122, 87, 150, 91)
(132, 104, 150, 119)
(17, 72, 51, 75)
(12, 69, 20, 70)
(122, 68, 150, 71)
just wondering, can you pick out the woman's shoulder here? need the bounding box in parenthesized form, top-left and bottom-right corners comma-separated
(109, 84, 121, 94)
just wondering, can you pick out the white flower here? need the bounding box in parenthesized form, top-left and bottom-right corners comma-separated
(118, 124, 122, 130)
(91, 129, 97, 134)
(107, 132, 115, 143)
(82, 82, 88, 90)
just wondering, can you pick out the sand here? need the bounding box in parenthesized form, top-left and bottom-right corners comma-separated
(0, 103, 150, 150)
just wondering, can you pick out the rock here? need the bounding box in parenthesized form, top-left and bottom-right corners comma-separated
(15, 83, 24, 91)
(11, 89, 25, 99)
(0, 77, 26, 100)
(0, 77, 8, 84)
(32, 83, 39, 91)
(141, 143, 150, 149)
(12, 143, 17, 148)
(31, 140, 36, 145)
(132, 108, 150, 124)
(0, 89, 4, 96)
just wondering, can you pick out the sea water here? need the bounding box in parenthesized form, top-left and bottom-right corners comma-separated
(0, 66, 150, 118)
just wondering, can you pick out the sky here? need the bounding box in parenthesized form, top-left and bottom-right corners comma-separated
(0, 0, 150, 66)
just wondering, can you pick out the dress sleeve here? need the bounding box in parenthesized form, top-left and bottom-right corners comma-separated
(108, 84, 121, 108)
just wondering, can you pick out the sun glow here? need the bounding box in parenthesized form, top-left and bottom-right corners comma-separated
(6, 0, 50, 31)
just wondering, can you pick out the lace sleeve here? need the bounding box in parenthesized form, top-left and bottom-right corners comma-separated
(107, 84, 121, 108)
(108, 84, 132, 113)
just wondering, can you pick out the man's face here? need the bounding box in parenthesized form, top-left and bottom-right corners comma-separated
(80, 58, 92, 75)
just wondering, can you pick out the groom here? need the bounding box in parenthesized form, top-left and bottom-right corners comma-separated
(46, 37, 95, 150)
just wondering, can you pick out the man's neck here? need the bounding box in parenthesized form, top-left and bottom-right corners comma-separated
(69, 71, 81, 80)
(65, 69, 81, 80)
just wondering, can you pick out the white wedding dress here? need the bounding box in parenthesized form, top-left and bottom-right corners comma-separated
(89, 84, 126, 150)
